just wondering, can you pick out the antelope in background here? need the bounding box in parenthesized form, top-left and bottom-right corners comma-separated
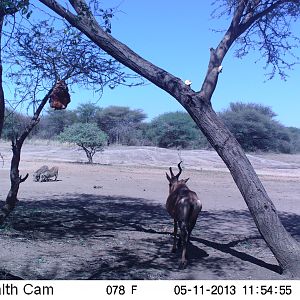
(166, 161, 202, 268)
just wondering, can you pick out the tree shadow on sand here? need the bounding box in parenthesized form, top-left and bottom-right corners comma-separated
(1, 194, 299, 279)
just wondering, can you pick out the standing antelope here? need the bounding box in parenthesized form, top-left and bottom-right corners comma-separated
(166, 161, 202, 268)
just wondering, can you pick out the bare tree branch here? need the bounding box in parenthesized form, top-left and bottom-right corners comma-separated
(240, 0, 285, 31)
(0, 1, 29, 16)
(199, 1, 249, 101)
(4, 13, 142, 107)
(39, 0, 194, 107)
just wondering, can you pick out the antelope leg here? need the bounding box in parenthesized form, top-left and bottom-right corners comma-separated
(172, 219, 178, 253)
(179, 221, 189, 268)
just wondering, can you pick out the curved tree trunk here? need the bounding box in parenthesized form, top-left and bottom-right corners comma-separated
(39, 0, 300, 277)
(85, 150, 93, 164)
(0, 88, 54, 224)
(185, 99, 300, 277)
(81, 145, 94, 163)
(0, 14, 5, 138)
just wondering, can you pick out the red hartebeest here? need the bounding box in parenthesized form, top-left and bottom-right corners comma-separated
(166, 161, 202, 267)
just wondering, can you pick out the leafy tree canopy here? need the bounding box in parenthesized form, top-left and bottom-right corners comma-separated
(147, 111, 204, 149)
(97, 105, 147, 144)
(36, 109, 78, 139)
(1, 107, 29, 140)
(75, 102, 102, 124)
(58, 122, 107, 163)
(220, 102, 291, 152)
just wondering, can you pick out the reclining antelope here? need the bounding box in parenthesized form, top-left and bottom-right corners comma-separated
(166, 161, 202, 267)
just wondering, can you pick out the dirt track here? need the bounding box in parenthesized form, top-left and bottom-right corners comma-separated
(0, 141, 300, 279)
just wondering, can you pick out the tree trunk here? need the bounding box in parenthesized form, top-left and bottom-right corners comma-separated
(185, 98, 300, 277)
(0, 89, 53, 224)
(0, 14, 5, 138)
(87, 152, 93, 164)
(0, 139, 29, 223)
(81, 145, 93, 163)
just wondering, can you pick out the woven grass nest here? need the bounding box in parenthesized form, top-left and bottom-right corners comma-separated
(49, 80, 71, 110)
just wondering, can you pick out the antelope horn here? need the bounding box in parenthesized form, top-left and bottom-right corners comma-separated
(169, 167, 175, 177)
(176, 161, 183, 179)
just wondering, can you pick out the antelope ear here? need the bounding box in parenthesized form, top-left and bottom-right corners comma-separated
(166, 172, 171, 182)
(184, 178, 189, 183)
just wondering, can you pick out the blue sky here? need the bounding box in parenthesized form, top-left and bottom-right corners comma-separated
(77, 0, 300, 127)
(5, 1, 299, 127)
(69, 0, 300, 127)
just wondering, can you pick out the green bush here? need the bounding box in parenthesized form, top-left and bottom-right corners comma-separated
(2, 108, 30, 140)
(146, 111, 208, 149)
(286, 127, 300, 153)
(59, 122, 107, 163)
(220, 102, 292, 153)
(96, 106, 147, 144)
(35, 109, 78, 139)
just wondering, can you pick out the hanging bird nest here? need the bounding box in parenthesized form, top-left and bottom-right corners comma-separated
(49, 80, 71, 110)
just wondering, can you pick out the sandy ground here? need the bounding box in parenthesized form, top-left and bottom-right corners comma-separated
(0, 140, 300, 280)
